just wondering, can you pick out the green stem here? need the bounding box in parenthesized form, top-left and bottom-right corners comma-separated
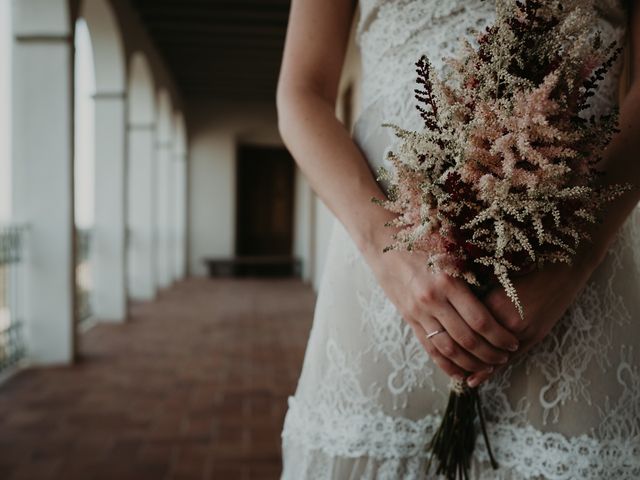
(426, 385, 499, 479)
(474, 387, 499, 469)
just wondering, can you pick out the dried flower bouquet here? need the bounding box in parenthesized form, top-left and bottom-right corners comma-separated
(373, 1, 629, 478)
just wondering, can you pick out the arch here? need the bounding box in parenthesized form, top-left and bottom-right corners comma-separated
(79, 0, 125, 93)
(78, 0, 128, 321)
(156, 89, 173, 143)
(173, 111, 187, 156)
(128, 52, 155, 125)
(74, 18, 95, 229)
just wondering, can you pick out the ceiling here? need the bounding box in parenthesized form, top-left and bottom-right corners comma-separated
(130, 0, 291, 101)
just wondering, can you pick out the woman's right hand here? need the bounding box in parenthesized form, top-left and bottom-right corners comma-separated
(276, 0, 519, 383)
(366, 247, 520, 381)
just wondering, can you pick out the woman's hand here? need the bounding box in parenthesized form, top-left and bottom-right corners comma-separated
(465, 257, 596, 387)
(366, 248, 521, 380)
(465, 2, 640, 388)
(277, 0, 518, 380)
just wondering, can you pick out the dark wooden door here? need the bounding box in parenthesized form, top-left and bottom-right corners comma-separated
(235, 145, 295, 257)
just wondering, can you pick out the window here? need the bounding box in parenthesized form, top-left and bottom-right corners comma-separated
(74, 18, 95, 229)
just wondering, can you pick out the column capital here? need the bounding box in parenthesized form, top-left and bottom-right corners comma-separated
(13, 0, 71, 38)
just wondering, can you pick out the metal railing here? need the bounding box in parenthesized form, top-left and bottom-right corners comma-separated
(0, 225, 27, 371)
(75, 228, 93, 324)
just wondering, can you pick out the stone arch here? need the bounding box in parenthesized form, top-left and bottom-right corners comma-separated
(129, 52, 155, 125)
(80, 0, 125, 94)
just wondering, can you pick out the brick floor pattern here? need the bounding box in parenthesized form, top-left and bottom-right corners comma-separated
(0, 278, 315, 480)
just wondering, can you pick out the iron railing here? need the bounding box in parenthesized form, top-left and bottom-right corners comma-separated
(75, 228, 92, 324)
(0, 225, 27, 371)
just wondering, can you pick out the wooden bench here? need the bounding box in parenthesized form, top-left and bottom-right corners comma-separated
(204, 256, 302, 278)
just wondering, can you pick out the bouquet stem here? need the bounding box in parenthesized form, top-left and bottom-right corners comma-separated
(426, 382, 498, 479)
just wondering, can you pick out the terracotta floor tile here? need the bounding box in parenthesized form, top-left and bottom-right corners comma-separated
(0, 278, 314, 480)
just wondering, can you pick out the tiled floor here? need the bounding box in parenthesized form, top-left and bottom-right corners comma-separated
(0, 278, 316, 480)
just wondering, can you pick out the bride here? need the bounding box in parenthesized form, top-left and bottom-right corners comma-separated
(276, 0, 640, 478)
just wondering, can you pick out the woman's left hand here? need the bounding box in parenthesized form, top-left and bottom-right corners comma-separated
(466, 256, 597, 387)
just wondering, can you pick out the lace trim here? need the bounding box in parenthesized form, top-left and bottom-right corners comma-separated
(283, 396, 640, 480)
(477, 424, 640, 480)
(282, 395, 441, 459)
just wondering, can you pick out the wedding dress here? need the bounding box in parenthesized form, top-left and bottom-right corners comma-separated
(280, 1, 640, 479)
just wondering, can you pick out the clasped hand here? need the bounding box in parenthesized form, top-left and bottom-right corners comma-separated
(371, 248, 595, 388)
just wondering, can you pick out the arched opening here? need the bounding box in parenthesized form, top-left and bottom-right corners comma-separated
(127, 52, 156, 300)
(73, 17, 96, 326)
(79, 0, 127, 323)
(0, 0, 11, 224)
(0, 0, 25, 370)
(155, 89, 174, 289)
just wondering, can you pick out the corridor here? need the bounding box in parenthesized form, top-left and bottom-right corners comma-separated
(0, 279, 315, 480)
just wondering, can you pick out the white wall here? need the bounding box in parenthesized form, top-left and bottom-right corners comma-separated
(187, 7, 362, 285)
(293, 169, 314, 283)
(187, 98, 351, 287)
(188, 100, 286, 276)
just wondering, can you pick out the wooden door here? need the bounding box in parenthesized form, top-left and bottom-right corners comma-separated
(235, 145, 295, 257)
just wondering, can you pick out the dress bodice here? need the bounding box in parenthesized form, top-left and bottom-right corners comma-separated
(352, 0, 629, 194)
(354, 0, 628, 127)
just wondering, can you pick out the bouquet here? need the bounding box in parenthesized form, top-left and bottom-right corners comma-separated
(373, 1, 629, 478)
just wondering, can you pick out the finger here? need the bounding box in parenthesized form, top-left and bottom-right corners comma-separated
(432, 300, 511, 366)
(466, 365, 496, 388)
(408, 321, 466, 380)
(485, 289, 528, 337)
(467, 337, 538, 387)
(421, 314, 491, 373)
(431, 331, 489, 372)
(446, 279, 520, 352)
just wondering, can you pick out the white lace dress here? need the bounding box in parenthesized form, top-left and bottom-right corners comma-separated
(281, 1, 640, 479)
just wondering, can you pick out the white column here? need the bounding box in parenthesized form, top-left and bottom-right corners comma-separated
(155, 139, 173, 288)
(91, 92, 127, 321)
(173, 153, 187, 279)
(127, 122, 156, 300)
(11, 0, 75, 364)
(166, 145, 177, 284)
